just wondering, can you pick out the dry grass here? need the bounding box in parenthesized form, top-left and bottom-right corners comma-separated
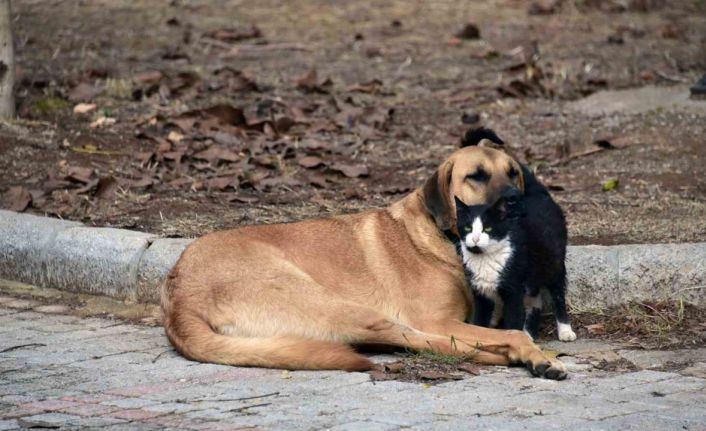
(541, 300, 706, 349)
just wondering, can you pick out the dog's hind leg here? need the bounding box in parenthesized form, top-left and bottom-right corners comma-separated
(335, 307, 510, 366)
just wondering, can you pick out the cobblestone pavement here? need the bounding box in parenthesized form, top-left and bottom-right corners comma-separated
(1, 302, 705, 431)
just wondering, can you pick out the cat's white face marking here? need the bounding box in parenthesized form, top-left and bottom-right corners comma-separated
(464, 216, 490, 249)
(460, 222, 513, 301)
(557, 322, 577, 342)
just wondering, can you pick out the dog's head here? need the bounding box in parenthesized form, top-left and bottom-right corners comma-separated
(422, 131, 523, 233)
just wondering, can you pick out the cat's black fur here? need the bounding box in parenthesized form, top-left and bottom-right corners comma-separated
(455, 127, 573, 340)
(454, 194, 528, 331)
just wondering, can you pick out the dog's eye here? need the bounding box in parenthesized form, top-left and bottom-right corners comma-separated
(466, 169, 490, 183)
(484, 227, 492, 233)
(508, 166, 518, 179)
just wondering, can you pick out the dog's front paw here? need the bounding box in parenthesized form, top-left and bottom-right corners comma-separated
(526, 358, 568, 380)
(557, 323, 577, 342)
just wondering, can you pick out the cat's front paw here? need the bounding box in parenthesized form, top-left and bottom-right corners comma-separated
(557, 323, 577, 342)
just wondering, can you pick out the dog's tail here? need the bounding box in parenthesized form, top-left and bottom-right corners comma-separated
(162, 311, 372, 371)
(460, 127, 505, 148)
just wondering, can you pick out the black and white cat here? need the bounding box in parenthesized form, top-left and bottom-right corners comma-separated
(453, 127, 576, 342)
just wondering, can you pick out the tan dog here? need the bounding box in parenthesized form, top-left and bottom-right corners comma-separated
(162, 146, 567, 379)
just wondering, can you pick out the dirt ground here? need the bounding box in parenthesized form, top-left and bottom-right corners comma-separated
(1, 0, 705, 244)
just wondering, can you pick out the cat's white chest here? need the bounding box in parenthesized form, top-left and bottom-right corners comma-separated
(461, 239, 513, 299)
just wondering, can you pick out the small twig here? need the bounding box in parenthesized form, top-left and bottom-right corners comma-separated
(192, 392, 280, 403)
(222, 43, 314, 58)
(663, 50, 678, 70)
(550, 147, 605, 167)
(234, 43, 313, 52)
(0, 343, 46, 353)
(199, 36, 233, 50)
(151, 348, 173, 363)
(636, 302, 673, 324)
(654, 69, 688, 83)
(225, 402, 271, 413)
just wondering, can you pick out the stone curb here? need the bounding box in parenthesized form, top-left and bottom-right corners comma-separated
(1, 210, 704, 308)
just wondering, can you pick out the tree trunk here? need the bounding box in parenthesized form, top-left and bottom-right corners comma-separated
(0, 0, 15, 119)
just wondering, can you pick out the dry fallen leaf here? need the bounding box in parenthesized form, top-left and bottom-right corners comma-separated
(300, 139, 331, 152)
(586, 323, 606, 335)
(228, 195, 259, 204)
(298, 156, 325, 169)
(132, 70, 164, 85)
(296, 68, 332, 93)
(167, 131, 184, 143)
(66, 166, 95, 184)
(205, 26, 262, 43)
(131, 177, 155, 189)
(90, 116, 117, 129)
(307, 174, 330, 188)
(67, 82, 101, 102)
(330, 163, 369, 178)
(1, 186, 32, 212)
(95, 177, 120, 200)
(347, 79, 383, 94)
(383, 361, 405, 373)
(202, 104, 247, 126)
(418, 370, 462, 381)
(193, 147, 240, 163)
(73, 103, 97, 114)
(455, 23, 481, 40)
(457, 363, 481, 375)
(206, 176, 235, 191)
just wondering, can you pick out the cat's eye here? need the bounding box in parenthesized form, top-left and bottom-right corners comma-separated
(463, 226, 471, 233)
(483, 227, 492, 233)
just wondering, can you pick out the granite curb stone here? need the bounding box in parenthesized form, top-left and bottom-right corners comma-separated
(136, 238, 193, 304)
(0, 210, 81, 288)
(1, 210, 704, 308)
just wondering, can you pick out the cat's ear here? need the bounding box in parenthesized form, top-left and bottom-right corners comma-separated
(494, 199, 509, 220)
(460, 127, 505, 148)
(498, 196, 525, 220)
(454, 196, 469, 212)
(509, 198, 527, 219)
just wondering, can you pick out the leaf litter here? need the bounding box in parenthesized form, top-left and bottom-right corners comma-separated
(3, 0, 704, 245)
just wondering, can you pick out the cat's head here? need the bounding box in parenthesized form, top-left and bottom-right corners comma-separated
(454, 189, 523, 255)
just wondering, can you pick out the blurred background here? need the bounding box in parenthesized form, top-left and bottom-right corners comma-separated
(1, 0, 704, 245)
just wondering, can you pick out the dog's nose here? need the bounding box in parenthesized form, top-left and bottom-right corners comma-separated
(501, 186, 522, 203)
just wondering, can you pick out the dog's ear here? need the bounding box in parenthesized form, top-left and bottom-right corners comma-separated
(460, 127, 505, 148)
(513, 162, 526, 193)
(422, 160, 454, 231)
